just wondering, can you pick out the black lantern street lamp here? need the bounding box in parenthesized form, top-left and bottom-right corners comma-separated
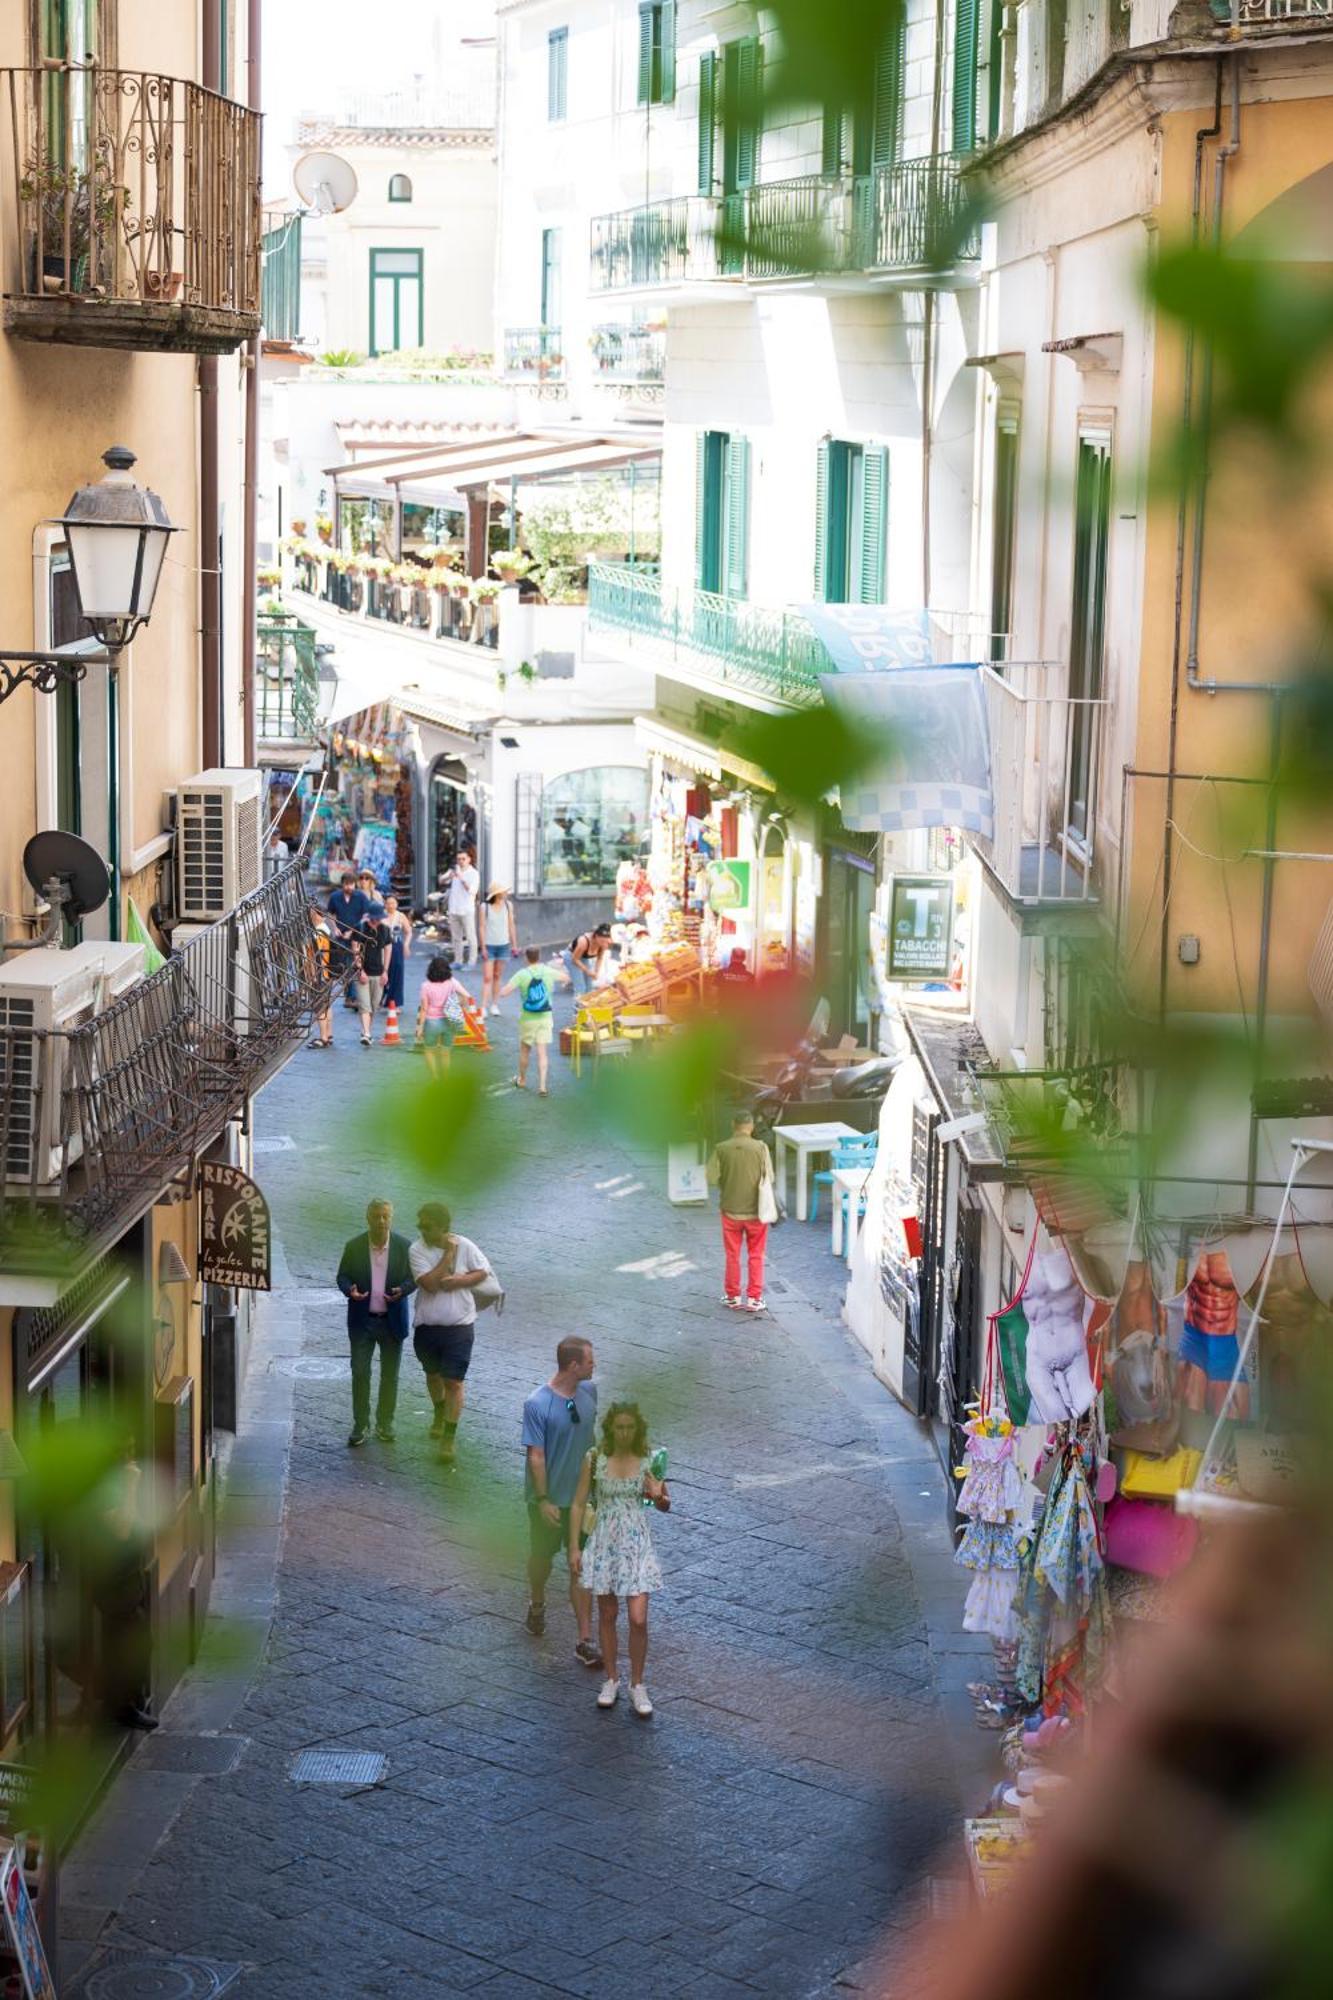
(0, 445, 178, 705)
(59, 445, 179, 651)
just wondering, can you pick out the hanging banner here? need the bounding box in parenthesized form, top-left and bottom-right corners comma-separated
(888, 876, 955, 981)
(819, 667, 994, 837)
(0, 1842, 56, 2000)
(801, 604, 935, 672)
(200, 1163, 272, 1291)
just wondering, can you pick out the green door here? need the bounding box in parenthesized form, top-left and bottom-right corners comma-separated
(720, 36, 762, 273)
(1068, 433, 1112, 841)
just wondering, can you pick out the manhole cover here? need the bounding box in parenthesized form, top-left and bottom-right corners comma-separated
(289, 1748, 386, 1786)
(137, 1734, 248, 1776)
(72, 1950, 246, 1998)
(272, 1355, 351, 1380)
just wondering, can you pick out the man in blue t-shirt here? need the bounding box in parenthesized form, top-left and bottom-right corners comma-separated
(521, 1337, 600, 1667)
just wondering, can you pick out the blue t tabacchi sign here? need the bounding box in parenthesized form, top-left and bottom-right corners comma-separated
(888, 875, 955, 982)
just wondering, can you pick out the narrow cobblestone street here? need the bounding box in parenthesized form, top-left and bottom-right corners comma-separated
(63, 968, 974, 1999)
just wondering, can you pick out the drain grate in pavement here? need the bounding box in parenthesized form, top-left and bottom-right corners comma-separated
(136, 1733, 248, 1776)
(289, 1748, 386, 1786)
(70, 1949, 246, 1998)
(273, 1354, 351, 1380)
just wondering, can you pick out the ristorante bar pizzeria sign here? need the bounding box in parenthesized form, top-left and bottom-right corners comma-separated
(200, 1162, 272, 1291)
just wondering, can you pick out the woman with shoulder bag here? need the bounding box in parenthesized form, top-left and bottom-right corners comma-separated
(569, 1402, 667, 1718)
(407, 1202, 499, 1464)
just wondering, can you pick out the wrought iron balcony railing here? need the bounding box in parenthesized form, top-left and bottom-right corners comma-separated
(589, 322, 665, 383)
(256, 614, 320, 741)
(587, 562, 824, 707)
(0, 865, 331, 1270)
(502, 325, 564, 379)
(973, 662, 1108, 907)
(589, 159, 977, 292)
(851, 155, 979, 273)
(2, 63, 262, 354)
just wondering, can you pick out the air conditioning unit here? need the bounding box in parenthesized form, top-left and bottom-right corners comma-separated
(0, 942, 147, 1185)
(174, 769, 263, 923)
(174, 923, 259, 1041)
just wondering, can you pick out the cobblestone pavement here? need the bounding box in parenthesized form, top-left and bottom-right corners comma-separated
(63, 964, 976, 1999)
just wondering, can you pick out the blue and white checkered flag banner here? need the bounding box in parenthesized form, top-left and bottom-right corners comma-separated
(815, 666, 995, 839)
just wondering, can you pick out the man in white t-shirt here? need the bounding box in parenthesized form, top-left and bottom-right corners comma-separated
(444, 849, 480, 966)
(409, 1201, 493, 1463)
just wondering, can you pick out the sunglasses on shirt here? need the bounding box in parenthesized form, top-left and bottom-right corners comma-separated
(565, 1398, 580, 1423)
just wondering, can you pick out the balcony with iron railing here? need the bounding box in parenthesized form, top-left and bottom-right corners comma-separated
(502, 325, 564, 381)
(589, 322, 665, 385)
(973, 662, 1108, 908)
(587, 561, 825, 708)
(1, 64, 262, 353)
(0, 865, 331, 1275)
(588, 156, 977, 293)
(257, 613, 320, 744)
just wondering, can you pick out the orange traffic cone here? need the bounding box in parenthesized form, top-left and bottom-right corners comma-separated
(382, 1001, 401, 1046)
(454, 995, 491, 1051)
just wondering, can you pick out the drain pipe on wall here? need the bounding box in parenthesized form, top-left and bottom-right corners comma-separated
(921, 0, 948, 607)
(199, 19, 223, 766)
(241, 0, 263, 767)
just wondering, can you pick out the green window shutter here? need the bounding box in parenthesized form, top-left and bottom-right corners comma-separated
(871, 16, 906, 168)
(852, 445, 888, 604)
(661, 1, 676, 103)
(540, 227, 562, 326)
(548, 28, 568, 123)
(723, 435, 750, 599)
(637, 6, 654, 105)
(696, 431, 719, 592)
(813, 440, 831, 599)
(952, 0, 979, 153)
(728, 37, 763, 193)
(697, 52, 717, 194)
(821, 104, 844, 177)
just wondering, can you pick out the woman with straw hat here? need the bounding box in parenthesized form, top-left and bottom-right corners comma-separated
(480, 881, 519, 1018)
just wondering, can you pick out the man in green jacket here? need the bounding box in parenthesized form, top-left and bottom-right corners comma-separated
(707, 1111, 774, 1313)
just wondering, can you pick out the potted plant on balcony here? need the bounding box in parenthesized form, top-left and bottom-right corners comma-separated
(20, 151, 124, 294)
(315, 514, 334, 546)
(290, 518, 307, 538)
(492, 551, 534, 585)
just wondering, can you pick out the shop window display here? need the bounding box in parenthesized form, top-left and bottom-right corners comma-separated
(539, 768, 647, 893)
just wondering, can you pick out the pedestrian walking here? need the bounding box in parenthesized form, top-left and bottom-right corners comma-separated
(336, 1199, 416, 1445)
(567, 922, 614, 992)
(414, 953, 469, 1078)
(409, 1202, 494, 1464)
(569, 1401, 667, 1717)
(522, 1339, 602, 1668)
(382, 893, 412, 1009)
(480, 883, 518, 1017)
(707, 1110, 776, 1311)
(503, 945, 570, 1096)
(443, 848, 480, 966)
(357, 868, 386, 916)
(327, 870, 370, 1005)
(307, 907, 335, 1050)
(352, 912, 392, 1047)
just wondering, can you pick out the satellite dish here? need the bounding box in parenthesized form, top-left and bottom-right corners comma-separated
(293, 150, 359, 217)
(23, 831, 111, 924)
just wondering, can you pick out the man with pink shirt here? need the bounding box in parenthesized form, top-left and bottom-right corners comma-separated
(336, 1198, 417, 1446)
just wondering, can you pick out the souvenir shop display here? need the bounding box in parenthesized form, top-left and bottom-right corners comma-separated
(954, 1413, 1026, 1723)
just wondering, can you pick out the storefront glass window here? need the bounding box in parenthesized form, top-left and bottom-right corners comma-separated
(402, 502, 463, 558)
(337, 497, 395, 555)
(540, 767, 648, 892)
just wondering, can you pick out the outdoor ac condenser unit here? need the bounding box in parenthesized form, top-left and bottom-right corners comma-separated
(173, 924, 259, 1040)
(0, 942, 147, 1185)
(175, 768, 264, 923)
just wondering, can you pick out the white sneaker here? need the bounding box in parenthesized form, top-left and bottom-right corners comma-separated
(629, 1683, 653, 1718)
(722, 1295, 741, 1309)
(746, 1297, 767, 1313)
(490, 1005, 501, 1017)
(596, 1677, 620, 1710)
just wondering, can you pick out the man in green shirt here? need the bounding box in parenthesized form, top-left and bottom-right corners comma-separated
(707, 1111, 775, 1312)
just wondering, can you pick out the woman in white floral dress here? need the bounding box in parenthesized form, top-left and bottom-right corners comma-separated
(569, 1403, 667, 1718)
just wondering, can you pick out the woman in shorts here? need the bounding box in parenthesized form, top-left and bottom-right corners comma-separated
(480, 883, 518, 1018)
(415, 954, 468, 1078)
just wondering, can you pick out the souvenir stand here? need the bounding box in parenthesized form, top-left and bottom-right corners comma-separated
(306, 706, 413, 891)
(955, 1147, 1328, 1899)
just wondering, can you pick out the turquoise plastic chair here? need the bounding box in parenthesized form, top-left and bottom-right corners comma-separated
(809, 1133, 878, 1222)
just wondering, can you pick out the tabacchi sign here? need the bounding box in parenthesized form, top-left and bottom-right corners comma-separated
(200, 1162, 272, 1291)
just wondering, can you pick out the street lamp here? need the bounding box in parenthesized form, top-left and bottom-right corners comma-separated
(0, 445, 178, 704)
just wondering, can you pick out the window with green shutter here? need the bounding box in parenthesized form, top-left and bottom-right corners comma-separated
(723, 36, 763, 196)
(990, 412, 1019, 661)
(697, 51, 718, 195)
(1068, 430, 1112, 839)
(952, 0, 979, 153)
(853, 17, 906, 174)
(821, 104, 845, 178)
(540, 227, 562, 328)
(814, 440, 887, 604)
(548, 28, 568, 123)
(696, 430, 749, 598)
(637, 2, 676, 106)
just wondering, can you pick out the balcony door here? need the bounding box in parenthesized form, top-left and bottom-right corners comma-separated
(34, 0, 115, 170)
(1067, 430, 1112, 845)
(695, 430, 749, 601)
(369, 248, 422, 355)
(814, 439, 888, 605)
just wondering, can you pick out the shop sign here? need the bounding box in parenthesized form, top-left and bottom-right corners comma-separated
(200, 1164, 272, 1291)
(888, 876, 954, 982)
(706, 860, 751, 914)
(0, 1841, 55, 1999)
(667, 1144, 709, 1205)
(0, 1764, 33, 1833)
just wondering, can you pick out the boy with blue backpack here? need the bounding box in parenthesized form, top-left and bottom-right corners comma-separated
(504, 945, 570, 1096)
